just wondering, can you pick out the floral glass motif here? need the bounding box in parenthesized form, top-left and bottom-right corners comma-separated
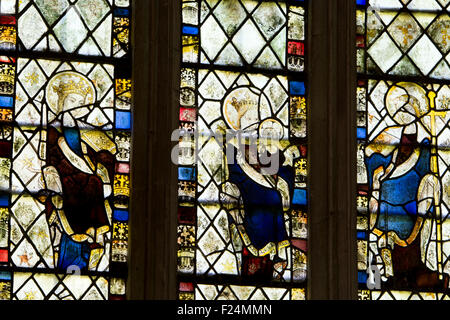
(182, 0, 305, 71)
(178, 0, 308, 300)
(357, 0, 450, 79)
(0, 0, 131, 57)
(357, 0, 450, 300)
(0, 0, 131, 300)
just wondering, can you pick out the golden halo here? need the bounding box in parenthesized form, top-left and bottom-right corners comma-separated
(46, 71, 96, 122)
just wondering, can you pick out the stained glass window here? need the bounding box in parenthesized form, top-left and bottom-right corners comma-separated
(357, 0, 450, 300)
(0, 0, 131, 300)
(178, 0, 308, 300)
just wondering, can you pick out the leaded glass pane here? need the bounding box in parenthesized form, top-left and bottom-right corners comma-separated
(178, 0, 308, 300)
(0, 0, 132, 300)
(357, 0, 450, 300)
(0, 0, 131, 57)
(359, 0, 450, 79)
(183, 0, 305, 71)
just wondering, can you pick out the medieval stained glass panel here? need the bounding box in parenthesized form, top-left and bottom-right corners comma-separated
(357, 0, 450, 300)
(0, 0, 131, 300)
(178, 0, 307, 300)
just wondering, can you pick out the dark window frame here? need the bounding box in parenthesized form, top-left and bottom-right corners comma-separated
(128, 0, 358, 300)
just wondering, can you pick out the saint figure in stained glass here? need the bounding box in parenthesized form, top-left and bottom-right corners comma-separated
(178, 0, 307, 299)
(39, 71, 115, 272)
(366, 82, 449, 289)
(221, 86, 298, 280)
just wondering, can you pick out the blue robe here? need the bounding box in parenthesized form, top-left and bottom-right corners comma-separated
(365, 139, 431, 240)
(58, 234, 90, 271)
(227, 148, 294, 251)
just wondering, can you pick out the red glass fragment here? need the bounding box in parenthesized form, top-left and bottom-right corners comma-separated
(241, 248, 273, 280)
(299, 144, 307, 157)
(179, 107, 196, 122)
(115, 162, 130, 174)
(178, 206, 195, 224)
(179, 282, 194, 292)
(0, 141, 11, 158)
(0, 249, 7, 262)
(0, 16, 16, 25)
(291, 239, 307, 252)
(356, 35, 365, 48)
(358, 184, 368, 194)
(288, 41, 304, 56)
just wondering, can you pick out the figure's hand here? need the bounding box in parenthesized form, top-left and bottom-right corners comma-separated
(283, 145, 300, 167)
(42, 166, 63, 194)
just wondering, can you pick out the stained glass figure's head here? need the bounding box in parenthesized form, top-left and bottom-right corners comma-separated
(258, 118, 284, 154)
(46, 71, 96, 122)
(222, 85, 289, 158)
(386, 82, 429, 126)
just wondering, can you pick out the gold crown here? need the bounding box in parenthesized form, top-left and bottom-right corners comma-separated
(0, 27, 16, 44)
(114, 187, 129, 197)
(0, 73, 14, 84)
(52, 79, 93, 98)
